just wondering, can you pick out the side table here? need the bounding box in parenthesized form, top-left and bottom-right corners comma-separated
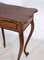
(0, 3, 38, 60)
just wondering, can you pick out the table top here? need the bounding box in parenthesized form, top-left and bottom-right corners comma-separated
(0, 3, 38, 23)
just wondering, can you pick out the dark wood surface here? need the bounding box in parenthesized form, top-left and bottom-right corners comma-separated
(0, 3, 38, 23)
(0, 3, 38, 60)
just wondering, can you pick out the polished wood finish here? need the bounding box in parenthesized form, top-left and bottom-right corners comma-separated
(0, 3, 38, 60)
(18, 31, 24, 60)
(24, 19, 34, 56)
(0, 20, 17, 31)
(0, 3, 38, 23)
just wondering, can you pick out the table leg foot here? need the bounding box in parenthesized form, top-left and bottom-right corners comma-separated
(1, 28, 6, 48)
(17, 32, 24, 60)
(24, 52, 29, 57)
(24, 20, 34, 56)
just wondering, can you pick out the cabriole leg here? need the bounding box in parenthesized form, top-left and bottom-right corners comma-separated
(17, 31, 24, 60)
(24, 20, 34, 56)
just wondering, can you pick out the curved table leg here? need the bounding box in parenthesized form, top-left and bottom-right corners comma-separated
(1, 28, 6, 48)
(17, 31, 24, 60)
(24, 20, 34, 56)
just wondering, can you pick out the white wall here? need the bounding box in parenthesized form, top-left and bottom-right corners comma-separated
(0, 0, 44, 40)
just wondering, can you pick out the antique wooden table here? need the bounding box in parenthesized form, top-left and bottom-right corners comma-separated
(0, 3, 38, 60)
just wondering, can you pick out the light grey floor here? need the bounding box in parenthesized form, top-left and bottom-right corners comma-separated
(0, 28, 44, 60)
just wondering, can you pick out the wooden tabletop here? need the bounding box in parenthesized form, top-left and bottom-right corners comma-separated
(0, 3, 38, 23)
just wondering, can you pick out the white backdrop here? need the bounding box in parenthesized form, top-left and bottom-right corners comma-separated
(0, 0, 44, 40)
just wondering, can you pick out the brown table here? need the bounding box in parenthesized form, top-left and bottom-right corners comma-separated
(0, 3, 38, 60)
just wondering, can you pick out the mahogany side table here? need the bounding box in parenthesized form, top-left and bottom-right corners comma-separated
(0, 3, 38, 60)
